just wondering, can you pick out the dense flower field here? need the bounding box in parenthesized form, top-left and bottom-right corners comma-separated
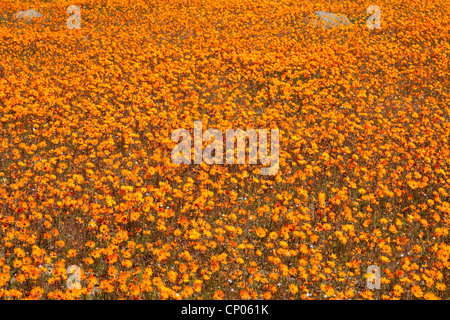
(0, 0, 449, 300)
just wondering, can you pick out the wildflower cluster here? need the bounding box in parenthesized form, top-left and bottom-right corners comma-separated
(0, 0, 449, 300)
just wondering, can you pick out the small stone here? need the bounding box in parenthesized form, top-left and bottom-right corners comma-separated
(14, 9, 43, 21)
(311, 11, 352, 29)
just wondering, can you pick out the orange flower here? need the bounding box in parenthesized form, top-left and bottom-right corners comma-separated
(255, 227, 267, 238)
(122, 259, 133, 268)
(100, 225, 110, 234)
(289, 284, 299, 295)
(240, 290, 250, 299)
(213, 290, 224, 300)
(424, 292, 440, 300)
(67, 250, 77, 258)
(106, 255, 118, 264)
(263, 291, 272, 300)
(56, 240, 65, 248)
(0, 0, 448, 301)
(411, 285, 423, 298)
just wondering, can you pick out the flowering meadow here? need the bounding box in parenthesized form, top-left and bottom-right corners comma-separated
(0, 0, 449, 300)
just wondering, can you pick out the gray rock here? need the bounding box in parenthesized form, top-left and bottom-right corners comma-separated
(14, 9, 43, 21)
(310, 11, 352, 29)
